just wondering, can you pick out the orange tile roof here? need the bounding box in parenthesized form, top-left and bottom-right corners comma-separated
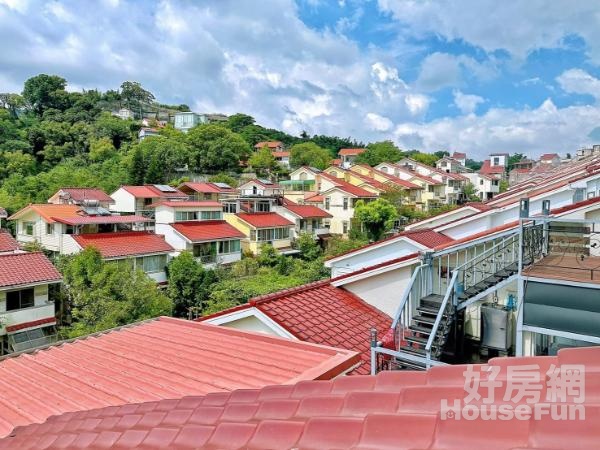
(9, 204, 81, 223)
(338, 148, 365, 156)
(236, 212, 294, 228)
(0, 317, 359, 439)
(73, 232, 174, 258)
(6, 346, 598, 448)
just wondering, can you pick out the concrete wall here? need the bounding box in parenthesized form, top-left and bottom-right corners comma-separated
(109, 188, 136, 213)
(0, 284, 55, 336)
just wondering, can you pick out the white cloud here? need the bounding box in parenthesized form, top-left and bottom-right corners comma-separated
(404, 94, 429, 115)
(453, 90, 485, 114)
(45, 1, 75, 22)
(377, 0, 600, 63)
(557, 68, 600, 100)
(393, 98, 600, 157)
(416, 52, 497, 91)
(365, 112, 393, 132)
(0, 0, 28, 13)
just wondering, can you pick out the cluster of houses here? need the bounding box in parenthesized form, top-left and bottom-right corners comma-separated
(1, 147, 600, 446)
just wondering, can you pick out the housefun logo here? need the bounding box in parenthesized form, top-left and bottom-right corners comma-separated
(441, 363, 586, 421)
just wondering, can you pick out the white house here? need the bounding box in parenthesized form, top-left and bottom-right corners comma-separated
(154, 200, 244, 266)
(112, 108, 134, 120)
(0, 251, 62, 355)
(274, 199, 332, 239)
(47, 187, 114, 208)
(462, 173, 500, 201)
(109, 185, 188, 218)
(237, 179, 284, 197)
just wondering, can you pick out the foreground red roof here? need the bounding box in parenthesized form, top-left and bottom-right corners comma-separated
(4, 346, 598, 449)
(202, 280, 391, 375)
(0, 317, 359, 438)
(172, 220, 245, 242)
(0, 252, 61, 288)
(236, 212, 294, 228)
(73, 232, 174, 258)
(0, 230, 19, 253)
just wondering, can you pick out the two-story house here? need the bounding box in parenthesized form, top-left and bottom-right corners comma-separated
(348, 164, 423, 206)
(0, 250, 62, 355)
(225, 212, 296, 255)
(47, 188, 114, 208)
(154, 200, 244, 266)
(451, 152, 467, 166)
(275, 199, 332, 239)
(177, 181, 236, 201)
(109, 185, 188, 219)
(9, 204, 152, 256)
(237, 179, 284, 197)
(375, 162, 445, 209)
(318, 172, 377, 235)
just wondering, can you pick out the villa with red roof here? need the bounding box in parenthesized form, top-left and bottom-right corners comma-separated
(47, 187, 114, 208)
(225, 212, 296, 255)
(109, 184, 188, 219)
(540, 152, 561, 166)
(9, 204, 152, 256)
(0, 251, 62, 354)
(275, 199, 332, 239)
(338, 148, 365, 168)
(177, 181, 236, 201)
(253, 140, 284, 151)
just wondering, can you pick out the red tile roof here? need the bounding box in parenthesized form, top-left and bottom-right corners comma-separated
(150, 200, 222, 208)
(121, 185, 188, 199)
(319, 173, 377, 197)
(52, 188, 113, 203)
(0, 230, 19, 253)
(0, 252, 62, 288)
(73, 232, 174, 258)
(0, 316, 359, 438)
(272, 151, 290, 158)
(9, 204, 81, 223)
(254, 141, 283, 149)
(52, 214, 152, 225)
(540, 153, 559, 160)
(282, 203, 332, 219)
(172, 221, 246, 242)
(400, 229, 454, 247)
(479, 159, 506, 175)
(331, 252, 421, 283)
(338, 148, 365, 156)
(178, 182, 235, 194)
(202, 280, 391, 375)
(5, 347, 598, 449)
(236, 212, 294, 228)
(452, 152, 466, 159)
(304, 193, 324, 203)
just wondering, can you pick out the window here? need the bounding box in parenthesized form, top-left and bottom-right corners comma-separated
(256, 227, 290, 241)
(223, 203, 237, 213)
(325, 197, 330, 210)
(480, 179, 484, 185)
(252, 186, 258, 195)
(23, 222, 34, 236)
(255, 202, 270, 212)
(343, 197, 349, 210)
(6, 288, 35, 311)
(144, 198, 153, 206)
(136, 255, 167, 273)
(46, 223, 54, 235)
(493, 157, 500, 166)
(218, 240, 241, 254)
(203, 193, 212, 200)
(492, 180, 499, 186)
(573, 188, 585, 203)
(428, 185, 435, 193)
(65, 225, 75, 235)
(201, 211, 222, 220)
(342, 221, 349, 234)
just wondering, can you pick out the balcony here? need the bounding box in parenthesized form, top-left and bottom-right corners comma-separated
(1, 303, 55, 331)
(135, 209, 155, 220)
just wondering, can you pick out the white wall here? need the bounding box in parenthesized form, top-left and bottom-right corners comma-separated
(109, 188, 136, 213)
(328, 238, 422, 278)
(323, 189, 355, 235)
(0, 284, 55, 336)
(343, 264, 416, 317)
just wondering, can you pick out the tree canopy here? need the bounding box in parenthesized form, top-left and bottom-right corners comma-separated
(356, 140, 403, 166)
(187, 124, 252, 173)
(354, 198, 399, 241)
(289, 142, 331, 169)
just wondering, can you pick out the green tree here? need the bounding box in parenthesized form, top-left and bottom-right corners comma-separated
(295, 232, 322, 261)
(120, 81, 155, 117)
(22, 74, 68, 116)
(463, 182, 481, 202)
(135, 135, 191, 183)
(59, 248, 172, 338)
(167, 251, 207, 317)
(411, 152, 438, 166)
(248, 147, 277, 176)
(508, 153, 524, 168)
(0, 93, 24, 118)
(88, 138, 117, 162)
(187, 124, 251, 173)
(354, 198, 398, 241)
(324, 235, 369, 258)
(0, 151, 36, 179)
(289, 142, 331, 169)
(129, 146, 146, 185)
(93, 112, 132, 149)
(356, 141, 403, 166)
(226, 113, 255, 133)
(208, 172, 238, 188)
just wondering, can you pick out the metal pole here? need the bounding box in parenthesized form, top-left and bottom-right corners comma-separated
(370, 328, 378, 375)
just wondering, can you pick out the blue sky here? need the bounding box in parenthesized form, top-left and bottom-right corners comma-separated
(2, 0, 600, 159)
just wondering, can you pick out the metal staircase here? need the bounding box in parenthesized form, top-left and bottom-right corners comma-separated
(386, 233, 522, 370)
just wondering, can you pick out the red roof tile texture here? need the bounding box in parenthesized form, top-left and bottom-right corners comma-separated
(0, 317, 359, 438)
(319, 172, 378, 197)
(249, 281, 391, 375)
(282, 204, 332, 218)
(52, 214, 151, 225)
(236, 212, 294, 228)
(0, 252, 62, 288)
(53, 187, 113, 203)
(0, 230, 19, 253)
(338, 148, 365, 156)
(73, 231, 174, 258)
(121, 185, 188, 199)
(479, 159, 506, 174)
(4, 346, 599, 449)
(172, 221, 246, 242)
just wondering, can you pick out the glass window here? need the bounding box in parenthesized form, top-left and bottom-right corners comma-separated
(23, 222, 34, 235)
(137, 255, 167, 273)
(342, 221, 349, 234)
(201, 211, 222, 220)
(218, 240, 241, 254)
(6, 288, 35, 311)
(46, 223, 54, 235)
(343, 198, 349, 210)
(175, 211, 199, 221)
(325, 197, 330, 210)
(428, 185, 435, 193)
(223, 203, 237, 213)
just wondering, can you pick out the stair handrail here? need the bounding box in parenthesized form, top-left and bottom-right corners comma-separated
(454, 233, 519, 272)
(391, 264, 425, 329)
(425, 269, 459, 368)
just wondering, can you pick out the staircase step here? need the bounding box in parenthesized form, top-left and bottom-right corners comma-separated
(421, 294, 444, 304)
(405, 335, 430, 345)
(417, 305, 441, 315)
(399, 344, 427, 356)
(392, 356, 427, 370)
(409, 324, 433, 334)
(412, 314, 437, 325)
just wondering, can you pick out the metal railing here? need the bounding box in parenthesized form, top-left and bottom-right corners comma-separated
(390, 264, 425, 350)
(425, 270, 458, 367)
